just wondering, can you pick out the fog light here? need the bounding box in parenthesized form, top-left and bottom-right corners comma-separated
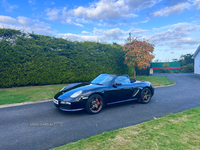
(65, 102, 71, 105)
(60, 101, 71, 105)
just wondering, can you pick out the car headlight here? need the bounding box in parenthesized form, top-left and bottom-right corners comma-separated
(70, 91, 82, 98)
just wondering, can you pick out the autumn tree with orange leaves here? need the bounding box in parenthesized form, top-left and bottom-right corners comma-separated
(123, 38, 155, 79)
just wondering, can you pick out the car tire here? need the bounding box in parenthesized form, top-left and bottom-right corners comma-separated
(140, 88, 152, 104)
(86, 94, 104, 114)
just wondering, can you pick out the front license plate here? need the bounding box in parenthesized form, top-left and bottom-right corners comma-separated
(53, 99, 59, 105)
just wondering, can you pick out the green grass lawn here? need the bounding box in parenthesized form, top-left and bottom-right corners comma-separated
(53, 106, 200, 150)
(0, 84, 65, 105)
(0, 76, 174, 105)
(135, 76, 174, 87)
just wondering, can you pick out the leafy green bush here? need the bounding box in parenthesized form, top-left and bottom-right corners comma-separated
(0, 29, 129, 88)
(159, 69, 170, 73)
(181, 63, 194, 73)
(174, 70, 180, 73)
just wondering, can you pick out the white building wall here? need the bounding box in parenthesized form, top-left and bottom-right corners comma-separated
(194, 51, 200, 74)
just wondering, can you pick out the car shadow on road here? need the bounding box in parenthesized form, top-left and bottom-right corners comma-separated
(53, 107, 87, 116)
(104, 100, 139, 110)
(53, 100, 141, 116)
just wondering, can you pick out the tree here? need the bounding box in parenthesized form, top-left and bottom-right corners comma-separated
(154, 59, 161, 62)
(178, 54, 194, 73)
(123, 38, 155, 79)
(172, 58, 178, 62)
(181, 63, 194, 73)
(179, 54, 194, 66)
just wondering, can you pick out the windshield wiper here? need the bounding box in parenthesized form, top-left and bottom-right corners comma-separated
(92, 83, 103, 85)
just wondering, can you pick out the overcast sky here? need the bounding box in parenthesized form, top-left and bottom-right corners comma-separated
(0, 0, 200, 61)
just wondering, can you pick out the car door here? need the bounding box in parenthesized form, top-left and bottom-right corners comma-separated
(119, 83, 134, 100)
(104, 76, 134, 103)
(104, 85, 124, 103)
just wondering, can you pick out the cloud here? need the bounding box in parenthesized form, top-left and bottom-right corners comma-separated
(73, 0, 138, 20)
(139, 18, 150, 23)
(149, 22, 200, 48)
(57, 27, 148, 43)
(2, 0, 18, 12)
(164, 0, 189, 6)
(18, 16, 32, 25)
(57, 28, 124, 42)
(151, 2, 191, 17)
(101, 28, 124, 39)
(28, 0, 35, 5)
(44, 0, 200, 27)
(44, 1, 55, 5)
(44, 0, 163, 26)
(76, 18, 92, 24)
(93, 27, 148, 40)
(45, 7, 64, 22)
(193, 0, 200, 9)
(57, 33, 99, 41)
(171, 37, 200, 45)
(0, 15, 18, 24)
(126, 0, 161, 11)
(97, 21, 125, 27)
(45, 7, 84, 27)
(72, 0, 160, 20)
(82, 31, 90, 34)
(66, 18, 84, 27)
(128, 27, 148, 34)
(0, 15, 56, 35)
(45, 0, 162, 26)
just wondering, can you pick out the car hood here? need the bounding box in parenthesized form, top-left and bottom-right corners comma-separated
(54, 82, 102, 100)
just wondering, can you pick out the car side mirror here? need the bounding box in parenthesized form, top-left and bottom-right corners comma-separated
(113, 83, 122, 88)
(116, 83, 122, 85)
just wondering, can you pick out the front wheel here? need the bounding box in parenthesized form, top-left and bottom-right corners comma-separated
(86, 94, 104, 114)
(140, 88, 152, 104)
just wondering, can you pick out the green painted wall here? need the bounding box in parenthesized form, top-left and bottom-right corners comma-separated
(151, 62, 181, 73)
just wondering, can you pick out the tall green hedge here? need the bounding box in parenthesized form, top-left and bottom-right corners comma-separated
(0, 29, 129, 88)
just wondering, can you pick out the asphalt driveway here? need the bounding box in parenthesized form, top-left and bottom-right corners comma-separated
(0, 74, 200, 150)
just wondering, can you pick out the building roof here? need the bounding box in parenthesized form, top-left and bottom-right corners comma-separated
(192, 45, 200, 59)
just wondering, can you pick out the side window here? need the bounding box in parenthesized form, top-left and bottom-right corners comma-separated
(199, 59, 200, 67)
(115, 76, 130, 85)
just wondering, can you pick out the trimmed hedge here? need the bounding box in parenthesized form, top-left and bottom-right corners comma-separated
(0, 29, 129, 88)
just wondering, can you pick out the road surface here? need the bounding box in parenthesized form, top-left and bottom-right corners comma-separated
(0, 74, 200, 150)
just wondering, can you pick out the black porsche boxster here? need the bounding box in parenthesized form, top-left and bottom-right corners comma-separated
(53, 74, 154, 114)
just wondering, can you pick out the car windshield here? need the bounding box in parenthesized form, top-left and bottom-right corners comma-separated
(91, 74, 115, 85)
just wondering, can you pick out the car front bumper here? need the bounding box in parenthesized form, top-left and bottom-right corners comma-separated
(53, 98, 86, 111)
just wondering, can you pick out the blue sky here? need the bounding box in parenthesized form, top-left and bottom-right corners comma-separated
(0, 0, 200, 62)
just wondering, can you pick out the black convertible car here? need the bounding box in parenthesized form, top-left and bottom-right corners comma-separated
(53, 74, 154, 114)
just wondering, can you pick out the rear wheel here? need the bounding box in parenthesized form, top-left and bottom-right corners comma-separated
(140, 88, 152, 104)
(86, 94, 104, 114)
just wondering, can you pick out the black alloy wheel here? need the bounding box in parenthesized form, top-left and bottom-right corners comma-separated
(140, 88, 152, 104)
(86, 94, 104, 114)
